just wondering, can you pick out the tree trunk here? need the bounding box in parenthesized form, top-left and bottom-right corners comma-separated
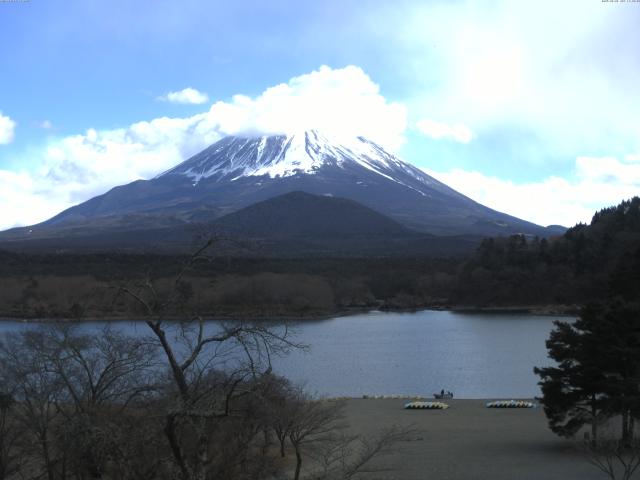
(622, 410, 630, 445)
(280, 437, 286, 458)
(147, 322, 190, 399)
(41, 435, 55, 480)
(194, 432, 208, 480)
(60, 450, 68, 480)
(164, 414, 190, 480)
(293, 445, 302, 480)
(591, 395, 598, 446)
(261, 428, 270, 456)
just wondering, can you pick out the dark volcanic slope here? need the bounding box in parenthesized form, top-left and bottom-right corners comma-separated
(211, 191, 416, 238)
(207, 191, 477, 257)
(0, 191, 480, 256)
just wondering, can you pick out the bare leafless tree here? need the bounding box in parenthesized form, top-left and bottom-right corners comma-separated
(310, 424, 417, 480)
(261, 374, 298, 459)
(0, 324, 161, 480)
(287, 395, 346, 480)
(0, 330, 67, 480)
(33, 325, 159, 413)
(584, 436, 640, 480)
(0, 392, 24, 480)
(115, 239, 305, 480)
(268, 384, 417, 480)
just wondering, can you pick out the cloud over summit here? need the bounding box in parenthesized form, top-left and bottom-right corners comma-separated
(209, 65, 407, 149)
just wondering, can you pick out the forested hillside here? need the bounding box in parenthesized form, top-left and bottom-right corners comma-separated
(454, 197, 640, 306)
(0, 198, 638, 319)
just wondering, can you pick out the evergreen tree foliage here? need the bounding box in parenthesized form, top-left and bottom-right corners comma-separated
(457, 196, 640, 306)
(535, 300, 640, 443)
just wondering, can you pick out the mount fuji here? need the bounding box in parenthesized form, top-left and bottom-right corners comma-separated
(0, 130, 562, 252)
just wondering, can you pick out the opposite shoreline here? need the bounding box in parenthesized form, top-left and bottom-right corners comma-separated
(0, 304, 579, 323)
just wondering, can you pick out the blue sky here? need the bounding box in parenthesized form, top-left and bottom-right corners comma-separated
(1, 0, 639, 228)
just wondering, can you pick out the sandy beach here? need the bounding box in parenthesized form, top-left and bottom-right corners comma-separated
(341, 399, 602, 480)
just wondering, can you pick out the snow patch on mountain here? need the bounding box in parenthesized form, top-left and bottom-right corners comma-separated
(159, 130, 434, 191)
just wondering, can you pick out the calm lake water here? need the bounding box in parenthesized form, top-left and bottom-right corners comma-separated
(0, 310, 565, 398)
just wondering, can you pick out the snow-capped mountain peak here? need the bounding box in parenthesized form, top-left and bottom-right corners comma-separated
(14, 130, 553, 240)
(159, 130, 432, 190)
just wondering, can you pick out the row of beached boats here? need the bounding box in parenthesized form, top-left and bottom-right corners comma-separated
(486, 400, 536, 408)
(404, 400, 536, 410)
(405, 401, 450, 409)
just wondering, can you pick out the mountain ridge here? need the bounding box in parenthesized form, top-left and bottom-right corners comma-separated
(0, 191, 481, 256)
(0, 130, 564, 250)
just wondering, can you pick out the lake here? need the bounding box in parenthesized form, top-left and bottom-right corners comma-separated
(0, 310, 565, 399)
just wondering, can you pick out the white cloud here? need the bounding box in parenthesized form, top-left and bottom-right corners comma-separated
(158, 87, 210, 105)
(40, 120, 53, 130)
(0, 111, 16, 145)
(0, 114, 223, 230)
(0, 65, 407, 229)
(575, 156, 640, 185)
(369, 0, 640, 160)
(40, 114, 223, 204)
(424, 155, 640, 228)
(209, 65, 407, 149)
(415, 119, 474, 144)
(0, 170, 71, 229)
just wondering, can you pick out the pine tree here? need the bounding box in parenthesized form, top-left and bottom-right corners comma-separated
(535, 301, 640, 444)
(534, 316, 608, 443)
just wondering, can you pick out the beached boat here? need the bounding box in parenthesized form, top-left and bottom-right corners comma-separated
(486, 400, 535, 408)
(405, 401, 449, 410)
